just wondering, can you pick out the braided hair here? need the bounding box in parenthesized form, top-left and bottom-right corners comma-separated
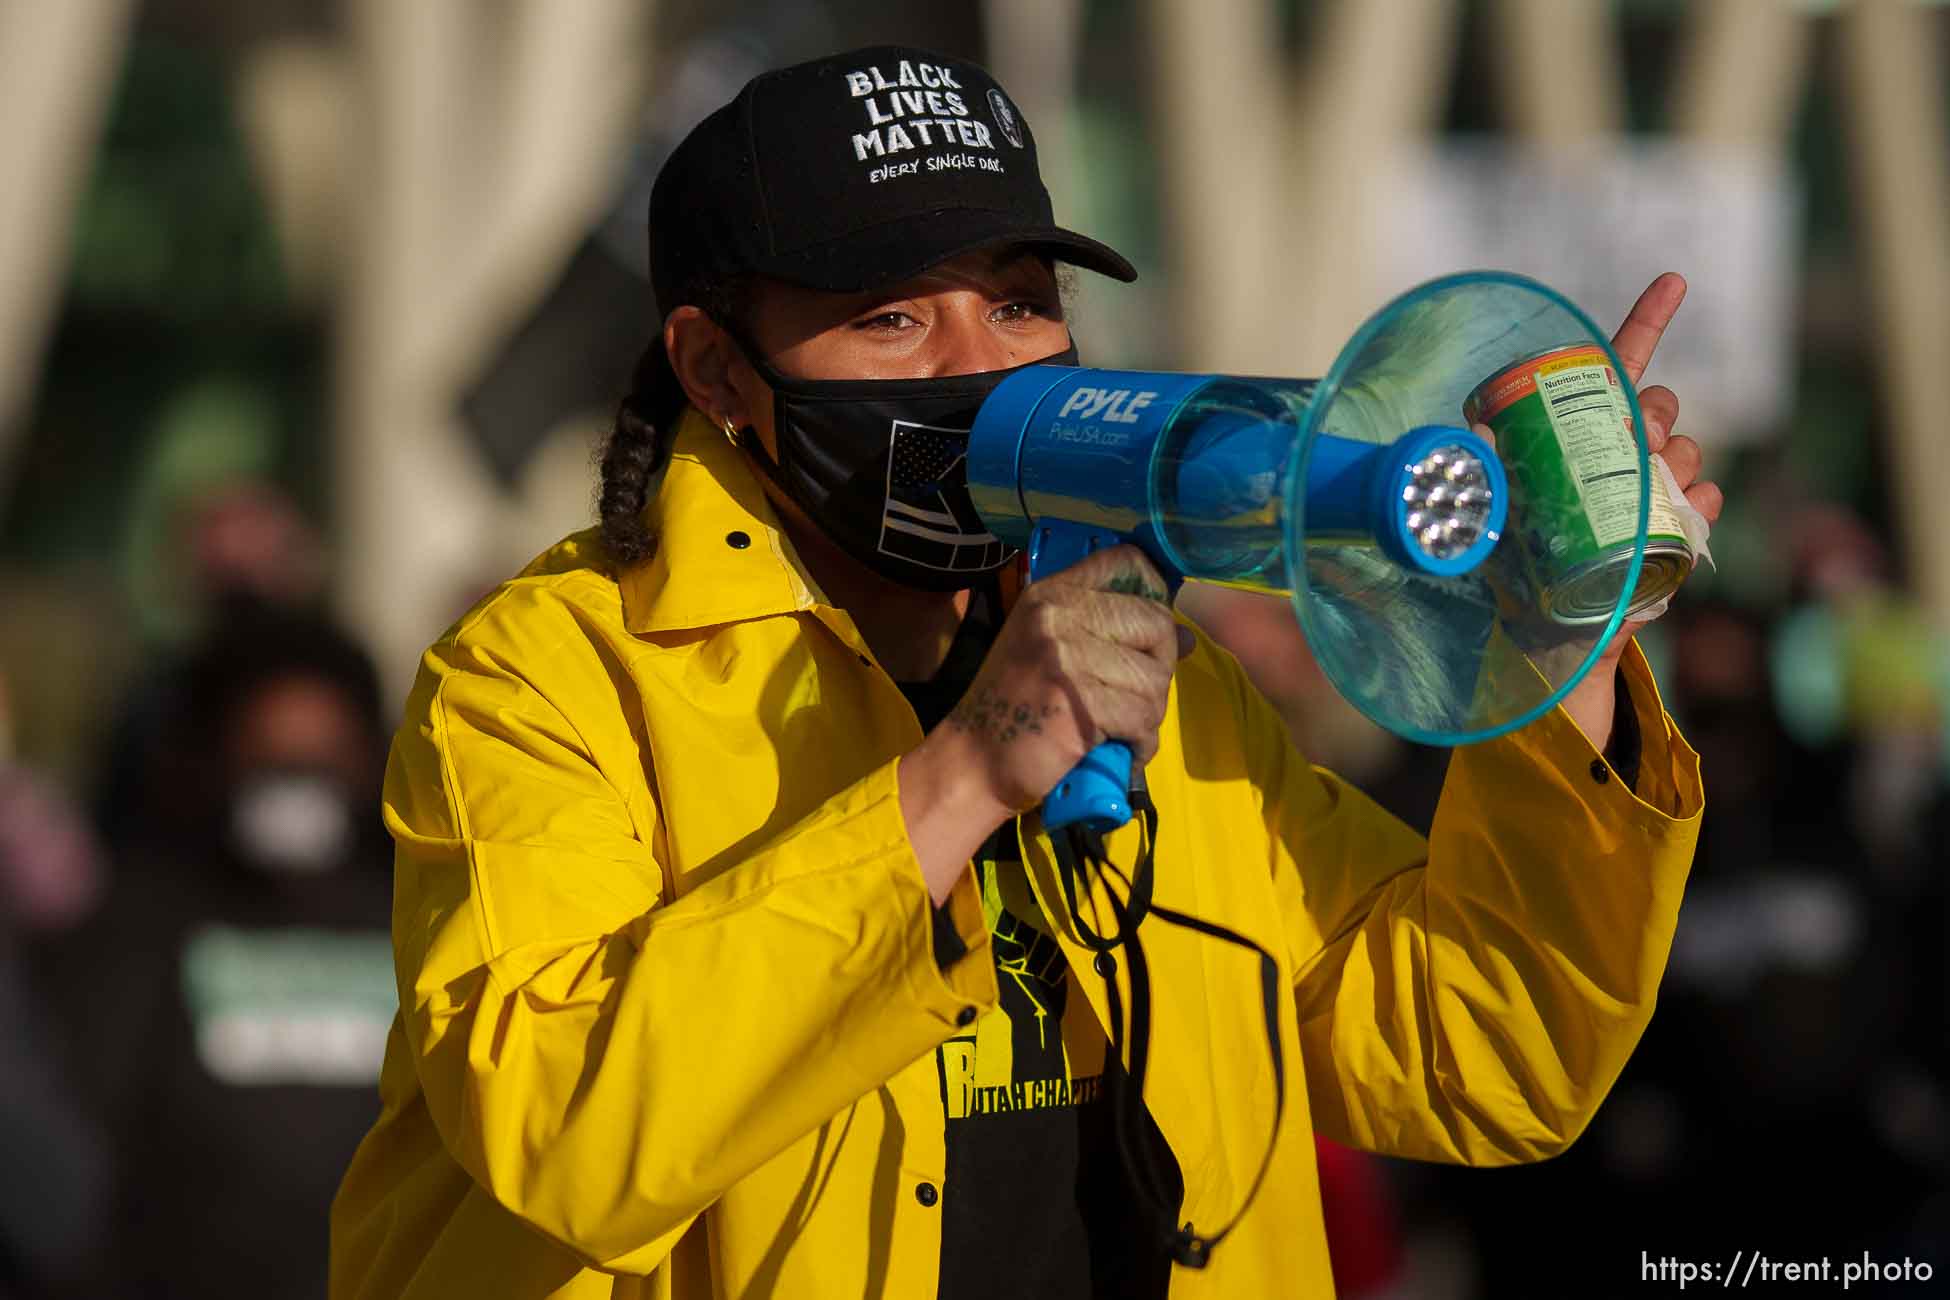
(596, 277, 751, 567)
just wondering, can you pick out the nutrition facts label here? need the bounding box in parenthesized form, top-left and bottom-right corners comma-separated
(1535, 358, 1683, 549)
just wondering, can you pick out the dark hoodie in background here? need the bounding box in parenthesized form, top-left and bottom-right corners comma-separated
(36, 599, 395, 1300)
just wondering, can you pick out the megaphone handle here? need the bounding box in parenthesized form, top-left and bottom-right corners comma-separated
(1027, 518, 1141, 833)
(1044, 741, 1135, 832)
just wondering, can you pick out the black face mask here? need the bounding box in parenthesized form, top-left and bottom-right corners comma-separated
(735, 342, 1080, 592)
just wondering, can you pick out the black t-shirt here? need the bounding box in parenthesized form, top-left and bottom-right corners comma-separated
(895, 585, 1174, 1300)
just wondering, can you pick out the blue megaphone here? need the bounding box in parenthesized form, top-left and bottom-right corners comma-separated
(967, 271, 1661, 832)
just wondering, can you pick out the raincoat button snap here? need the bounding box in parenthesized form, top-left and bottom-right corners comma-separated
(725, 531, 751, 550)
(1094, 952, 1117, 977)
(914, 1182, 939, 1207)
(1589, 758, 1610, 785)
(955, 1005, 977, 1027)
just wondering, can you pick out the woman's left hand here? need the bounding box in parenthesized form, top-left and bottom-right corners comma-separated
(1600, 272, 1725, 657)
(1560, 272, 1726, 748)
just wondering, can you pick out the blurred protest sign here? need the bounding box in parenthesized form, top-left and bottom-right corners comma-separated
(1376, 141, 1800, 447)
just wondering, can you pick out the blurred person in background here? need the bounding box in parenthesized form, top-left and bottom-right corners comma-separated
(40, 599, 394, 1300)
(1774, 504, 1950, 881)
(1673, 601, 1805, 870)
(93, 479, 329, 855)
(0, 671, 112, 1295)
(0, 675, 108, 934)
(332, 46, 1717, 1300)
(1428, 593, 1946, 1294)
(177, 479, 330, 610)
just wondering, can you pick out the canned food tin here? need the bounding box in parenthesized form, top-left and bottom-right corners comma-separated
(1464, 344, 1691, 625)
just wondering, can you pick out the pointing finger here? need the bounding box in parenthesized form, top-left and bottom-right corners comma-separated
(1610, 272, 1687, 386)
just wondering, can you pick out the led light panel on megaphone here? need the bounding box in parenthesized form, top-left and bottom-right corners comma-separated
(967, 271, 1658, 830)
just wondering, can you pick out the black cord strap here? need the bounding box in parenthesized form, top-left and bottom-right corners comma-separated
(1050, 789, 1286, 1271)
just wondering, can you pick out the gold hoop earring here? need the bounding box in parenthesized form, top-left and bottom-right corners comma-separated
(721, 416, 740, 446)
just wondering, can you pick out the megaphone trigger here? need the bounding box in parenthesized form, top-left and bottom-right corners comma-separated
(1026, 518, 1114, 581)
(1043, 740, 1135, 834)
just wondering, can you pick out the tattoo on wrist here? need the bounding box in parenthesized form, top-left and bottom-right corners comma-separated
(949, 686, 1053, 744)
(1104, 573, 1168, 603)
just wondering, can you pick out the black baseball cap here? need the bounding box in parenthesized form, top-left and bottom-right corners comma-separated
(648, 45, 1137, 321)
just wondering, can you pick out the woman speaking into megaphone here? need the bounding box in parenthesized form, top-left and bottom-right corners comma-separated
(331, 45, 1719, 1300)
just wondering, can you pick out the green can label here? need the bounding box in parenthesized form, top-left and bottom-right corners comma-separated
(1465, 345, 1689, 621)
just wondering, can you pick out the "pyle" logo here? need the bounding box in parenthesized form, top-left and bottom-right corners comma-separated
(1055, 387, 1159, 424)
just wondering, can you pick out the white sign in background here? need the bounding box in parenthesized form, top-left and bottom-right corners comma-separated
(1376, 141, 1802, 447)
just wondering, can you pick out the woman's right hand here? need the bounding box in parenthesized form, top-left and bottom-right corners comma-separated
(899, 545, 1194, 902)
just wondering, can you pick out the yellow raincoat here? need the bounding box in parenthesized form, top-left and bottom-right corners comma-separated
(331, 409, 1702, 1298)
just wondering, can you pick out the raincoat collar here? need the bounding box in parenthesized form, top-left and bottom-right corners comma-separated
(620, 406, 822, 635)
